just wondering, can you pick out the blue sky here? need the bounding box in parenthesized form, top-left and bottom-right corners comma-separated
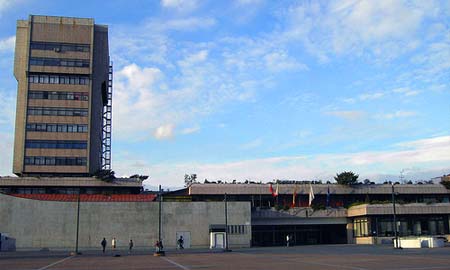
(0, 0, 449, 187)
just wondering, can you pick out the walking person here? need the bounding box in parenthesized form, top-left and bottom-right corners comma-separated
(112, 237, 117, 250)
(155, 240, 160, 253)
(101, 238, 107, 253)
(286, 234, 290, 247)
(177, 236, 184, 249)
(128, 239, 134, 254)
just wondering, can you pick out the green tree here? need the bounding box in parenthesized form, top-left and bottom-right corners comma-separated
(334, 171, 359, 185)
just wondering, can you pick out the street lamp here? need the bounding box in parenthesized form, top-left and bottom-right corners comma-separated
(155, 185, 165, 256)
(73, 186, 82, 255)
(224, 193, 231, 252)
(391, 183, 401, 249)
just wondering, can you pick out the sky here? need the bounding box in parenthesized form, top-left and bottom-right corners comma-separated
(0, 0, 449, 188)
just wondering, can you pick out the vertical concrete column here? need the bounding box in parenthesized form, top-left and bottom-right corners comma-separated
(346, 222, 354, 244)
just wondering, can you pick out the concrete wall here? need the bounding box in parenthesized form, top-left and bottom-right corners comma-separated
(0, 193, 251, 250)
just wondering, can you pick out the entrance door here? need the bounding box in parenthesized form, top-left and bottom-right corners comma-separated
(176, 231, 191, 248)
(215, 233, 224, 248)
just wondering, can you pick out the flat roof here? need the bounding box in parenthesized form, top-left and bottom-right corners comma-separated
(188, 183, 450, 195)
(0, 176, 142, 188)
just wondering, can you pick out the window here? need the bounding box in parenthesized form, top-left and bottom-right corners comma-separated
(29, 57, 90, 68)
(26, 123, 88, 133)
(49, 76, 58, 84)
(26, 156, 87, 166)
(28, 91, 89, 101)
(227, 225, 246, 235)
(30, 42, 90, 53)
(27, 107, 88, 117)
(25, 140, 87, 149)
(353, 218, 370, 237)
(28, 74, 89, 85)
(47, 124, 57, 132)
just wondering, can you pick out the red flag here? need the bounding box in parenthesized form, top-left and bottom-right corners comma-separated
(269, 184, 275, 196)
(291, 185, 298, 208)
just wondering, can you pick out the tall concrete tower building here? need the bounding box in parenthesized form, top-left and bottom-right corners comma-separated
(13, 15, 112, 176)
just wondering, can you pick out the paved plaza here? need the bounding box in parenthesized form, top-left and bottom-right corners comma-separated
(1, 245, 450, 270)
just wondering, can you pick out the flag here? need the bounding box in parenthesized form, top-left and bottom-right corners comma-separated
(275, 183, 279, 197)
(326, 185, 330, 207)
(291, 185, 298, 207)
(269, 184, 275, 197)
(308, 184, 315, 207)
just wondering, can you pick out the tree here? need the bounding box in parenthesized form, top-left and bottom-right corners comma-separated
(184, 174, 198, 187)
(334, 171, 359, 185)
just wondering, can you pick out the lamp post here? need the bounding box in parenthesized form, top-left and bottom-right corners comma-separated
(158, 185, 162, 246)
(224, 193, 231, 252)
(74, 187, 81, 255)
(391, 183, 400, 249)
(154, 185, 165, 256)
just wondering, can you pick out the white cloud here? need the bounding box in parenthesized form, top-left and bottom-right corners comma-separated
(241, 138, 263, 150)
(235, 0, 263, 5)
(163, 17, 216, 31)
(161, 0, 199, 12)
(112, 51, 262, 141)
(359, 92, 384, 101)
(221, 36, 307, 74)
(153, 124, 175, 140)
(410, 40, 450, 81)
(281, 0, 444, 61)
(264, 50, 308, 72)
(375, 110, 417, 120)
(0, 36, 15, 53)
(0, 0, 20, 17)
(325, 110, 365, 121)
(115, 135, 450, 187)
(178, 50, 208, 66)
(0, 90, 15, 126)
(392, 87, 421, 97)
(181, 126, 200, 135)
(0, 132, 13, 176)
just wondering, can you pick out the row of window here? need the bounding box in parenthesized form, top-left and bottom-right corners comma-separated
(25, 140, 87, 149)
(227, 225, 247, 235)
(28, 74, 90, 85)
(24, 156, 87, 166)
(30, 41, 90, 53)
(28, 107, 88, 117)
(29, 91, 89, 101)
(26, 123, 88, 133)
(30, 57, 89, 68)
(353, 216, 448, 237)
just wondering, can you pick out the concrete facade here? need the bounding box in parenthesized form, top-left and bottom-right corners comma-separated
(13, 15, 110, 176)
(0, 193, 251, 250)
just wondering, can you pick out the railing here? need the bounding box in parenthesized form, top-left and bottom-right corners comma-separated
(252, 207, 348, 218)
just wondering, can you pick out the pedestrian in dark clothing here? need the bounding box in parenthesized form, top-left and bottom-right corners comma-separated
(177, 236, 184, 249)
(155, 240, 161, 252)
(129, 239, 134, 254)
(101, 238, 107, 253)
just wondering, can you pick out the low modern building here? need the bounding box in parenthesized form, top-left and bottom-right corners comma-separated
(1, 182, 450, 250)
(181, 183, 450, 246)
